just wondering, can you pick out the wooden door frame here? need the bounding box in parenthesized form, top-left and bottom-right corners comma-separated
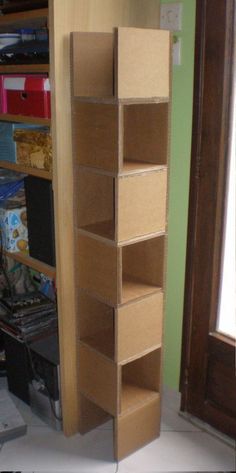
(180, 0, 235, 436)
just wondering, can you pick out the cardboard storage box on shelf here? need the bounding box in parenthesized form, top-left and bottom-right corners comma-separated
(0, 122, 49, 163)
(13, 128, 52, 171)
(3, 76, 51, 118)
(0, 189, 28, 253)
(0, 74, 48, 114)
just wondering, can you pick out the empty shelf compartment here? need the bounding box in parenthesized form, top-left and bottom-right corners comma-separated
(73, 102, 169, 174)
(78, 343, 161, 417)
(73, 102, 119, 173)
(123, 102, 169, 169)
(122, 236, 165, 304)
(77, 234, 165, 305)
(79, 291, 114, 360)
(77, 169, 115, 241)
(121, 349, 161, 414)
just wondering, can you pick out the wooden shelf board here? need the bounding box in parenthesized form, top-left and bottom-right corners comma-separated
(4, 250, 55, 278)
(0, 160, 52, 180)
(121, 383, 159, 414)
(122, 275, 162, 304)
(79, 220, 115, 242)
(0, 64, 49, 74)
(0, 8, 48, 29)
(81, 327, 114, 360)
(122, 160, 167, 175)
(0, 114, 50, 126)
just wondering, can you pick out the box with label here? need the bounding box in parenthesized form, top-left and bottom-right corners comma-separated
(0, 192, 28, 253)
(0, 74, 48, 114)
(3, 76, 51, 118)
(13, 128, 52, 171)
(0, 123, 48, 163)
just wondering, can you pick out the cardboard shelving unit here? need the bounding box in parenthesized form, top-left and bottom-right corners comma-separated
(73, 102, 169, 174)
(72, 26, 171, 460)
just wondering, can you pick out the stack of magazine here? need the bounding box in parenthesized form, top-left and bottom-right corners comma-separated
(0, 292, 57, 341)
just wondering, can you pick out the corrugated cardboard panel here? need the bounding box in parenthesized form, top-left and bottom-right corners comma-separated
(79, 343, 118, 415)
(72, 32, 114, 97)
(122, 349, 161, 396)
(77, 169, 114, 232)
(79, 291, 114, 359)
(117, 170, 167, 241)
(116, 292, 163, 362)
(117, 28, 170, 99)
(114, 396, 160, 460)
(124, 103, 169, 165)
(122, 236, 165, 302)
(78, 393, 111, 434)
(73, 102, 119, 172)
(77, 234, 119, 304)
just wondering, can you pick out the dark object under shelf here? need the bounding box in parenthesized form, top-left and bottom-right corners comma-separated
(24, 175, 56, 267)
(3, 330, 30, 403)
(0, 0, 48, 14)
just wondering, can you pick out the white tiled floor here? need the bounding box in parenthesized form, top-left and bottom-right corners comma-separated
(0, 377, 235, 472)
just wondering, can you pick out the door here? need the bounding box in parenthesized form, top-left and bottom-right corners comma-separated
(180, 0, 236, 437)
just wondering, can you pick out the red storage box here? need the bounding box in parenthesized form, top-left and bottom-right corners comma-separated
(0, 74, 48, 113)
(3, 76, 51, 118)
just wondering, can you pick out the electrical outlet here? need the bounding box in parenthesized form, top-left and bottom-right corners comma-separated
(160, 3, 183, 31)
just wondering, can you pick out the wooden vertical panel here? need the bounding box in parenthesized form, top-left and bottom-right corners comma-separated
(49, 0, 80, 436)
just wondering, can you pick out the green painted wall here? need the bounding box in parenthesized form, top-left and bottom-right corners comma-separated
(161, 0, 196, 389)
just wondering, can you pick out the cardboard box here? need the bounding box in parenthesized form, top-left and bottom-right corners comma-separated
(0, 74, 48, 114)
(0, 123, 48, 163)
(3, 76, 51, 118)
(14, 129, 52, 171)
